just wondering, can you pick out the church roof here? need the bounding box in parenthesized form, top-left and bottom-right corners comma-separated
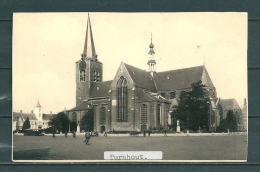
(124, 63, 156, 91)
(68, 101, 91, 111)
(89, 80, 113, 98)
(137, 88, 170, 103)
(154, 65, 214, 91)
(221, 98, 241, 111)
(13, 112, 37, 122)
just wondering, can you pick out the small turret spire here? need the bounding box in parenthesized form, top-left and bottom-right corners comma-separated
(36, 99, 41, 107)
(148, 32, 155, 55)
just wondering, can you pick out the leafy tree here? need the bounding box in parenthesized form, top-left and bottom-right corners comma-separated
(80, 110, 94, 132)
(48, 112, 70, 133)
(22, 117, 31, 130)
(217, 110, 238, 132)
(171, 81, 210, 131)
(70, 121, 77, 133)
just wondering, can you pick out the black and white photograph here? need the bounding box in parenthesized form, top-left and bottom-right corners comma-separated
(12, 12, 248, 162)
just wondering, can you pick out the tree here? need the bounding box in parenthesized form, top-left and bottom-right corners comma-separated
(171, 81, 210, 131)
(48, 112, 70, 133)
(217, 110, 238, 132)
(70, 121, 77, 133)
(22, 117, 31, 130)
(80, 110, 94, 132)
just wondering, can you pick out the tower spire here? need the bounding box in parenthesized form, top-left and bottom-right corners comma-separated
(81, 13, 98, 60)
(36, 99, 41, 107)
(147, 33, 156, 77)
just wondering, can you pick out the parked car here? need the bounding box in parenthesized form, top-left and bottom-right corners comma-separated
(24, 129, 45, 136)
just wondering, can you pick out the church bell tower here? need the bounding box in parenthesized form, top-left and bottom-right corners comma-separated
(147, 33, 156, 77)
(76, 13, 103, 106)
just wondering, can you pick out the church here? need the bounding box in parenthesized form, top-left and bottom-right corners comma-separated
(66, 14, 219, 133)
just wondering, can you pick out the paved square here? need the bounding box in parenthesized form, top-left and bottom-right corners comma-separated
(13, 134, 247, 161)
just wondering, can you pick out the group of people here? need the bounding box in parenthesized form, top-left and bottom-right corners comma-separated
(142, 129, 167, 136)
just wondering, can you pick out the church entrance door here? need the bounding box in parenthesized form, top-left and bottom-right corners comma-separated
(100, 125, 105, 133)
(140, 124, 147, 132)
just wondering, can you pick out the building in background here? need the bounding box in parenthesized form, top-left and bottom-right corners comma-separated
(220, 98, 243, 131)
(241, 98, 247, 132)
(13, 101, 54, 131)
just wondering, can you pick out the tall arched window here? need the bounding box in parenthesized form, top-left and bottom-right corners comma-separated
(100, 107, 106, 125)
(93, 70, 96, 82)
(80, 70, 85, 82)
(97, 72, 100, 82)
(156, 104, 161, 125)
(117, 76, 128, 122)
(141, 104, 147, 124)
(72, 112, 77, 122)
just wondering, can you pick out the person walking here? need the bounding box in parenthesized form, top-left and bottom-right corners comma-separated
(85, 131, 91, 145)
(164, 129, 167, 136)
(65, 130, 68, 138)
(52, 129, 56, 138)
(148, 130, 151, 136)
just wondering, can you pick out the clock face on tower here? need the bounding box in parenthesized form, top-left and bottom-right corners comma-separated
(79, 60, 86, 71)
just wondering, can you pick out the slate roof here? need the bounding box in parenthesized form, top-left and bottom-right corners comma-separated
(42, 114, 56, 120)
(137, 88, 170, 103)
(89, 80, 112, 98)
(154, 65, 212, 91)
(221, 98, 241, 110)
(13, 112, 37, 121)
(124, 63, 156, 91)
(68, 101, 91, 111)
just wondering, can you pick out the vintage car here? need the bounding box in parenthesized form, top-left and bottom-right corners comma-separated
(23, 129, 45, 136)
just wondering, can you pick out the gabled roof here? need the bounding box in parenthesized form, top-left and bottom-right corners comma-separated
(221, 98, 241, 111)
(42, 114, 56, 120)
(68, 101, 91, 111)
(13, 112, 37, 121)
(154, 65, 214, 91)
(137, 88, 170, 103)
(89, 80, 112, 98)
(124, 63, 156, 91)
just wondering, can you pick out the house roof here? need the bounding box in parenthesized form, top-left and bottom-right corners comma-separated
(89, 80, 112, 98)
(221, 98, 241, 110)
(124, 63, 156, 91)
(13, 112, 37, 121)
(154, 65, 214, 91)
(42, 114, 56, 120)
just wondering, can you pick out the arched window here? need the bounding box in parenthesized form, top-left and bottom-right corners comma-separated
(93, 70, 96, 82)
(117, 76, 128, 122)
(170, 92, 175, 99)
(80, 70, 85, 82)
(100, 107, 106, 125)
(72, 112, 77, 122)
(141, 104, 147, 124)
(97, 72, 99, 82)
(156, 104, 161, 125)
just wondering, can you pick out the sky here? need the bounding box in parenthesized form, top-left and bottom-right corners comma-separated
(13, 12, 247, 114)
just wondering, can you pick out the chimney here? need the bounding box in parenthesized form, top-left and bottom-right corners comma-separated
(20, 110, 22, 114)
(50, 111, 52, 115)
(31, 110, 33, 114)
(63, 107, 66, 114)
(244, 98, 247, 106)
